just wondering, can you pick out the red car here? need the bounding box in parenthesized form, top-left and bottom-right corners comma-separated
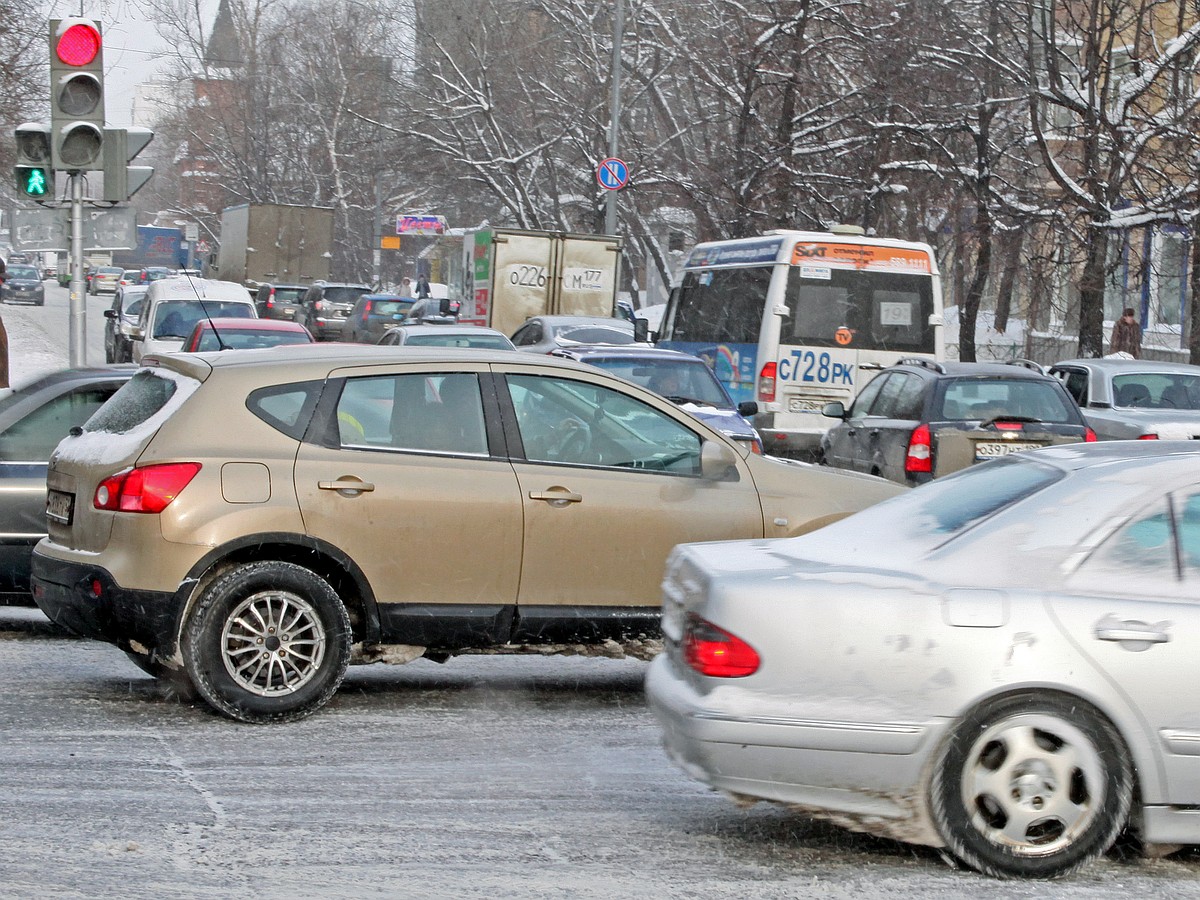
(182, 317, 314, 352)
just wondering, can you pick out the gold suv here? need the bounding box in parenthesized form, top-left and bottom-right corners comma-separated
(32, 346, 902, 723)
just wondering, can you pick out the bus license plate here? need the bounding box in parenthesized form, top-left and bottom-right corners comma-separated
(788, 398, 826, 413)
(46, 489, 74, 525)
(974, 441, 1044, 461)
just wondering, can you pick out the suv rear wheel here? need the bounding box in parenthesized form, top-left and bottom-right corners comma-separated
(181, 561, 352, 723)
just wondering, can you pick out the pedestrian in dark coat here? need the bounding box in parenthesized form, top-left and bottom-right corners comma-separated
(1109, 307, 1142, 358)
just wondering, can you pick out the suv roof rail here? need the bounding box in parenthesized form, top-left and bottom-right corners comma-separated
(896, 357, 946, 374)
(1006, 358, 1045, 375)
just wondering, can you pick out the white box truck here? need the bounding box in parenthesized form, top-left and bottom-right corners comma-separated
(458, 228, 623, 338)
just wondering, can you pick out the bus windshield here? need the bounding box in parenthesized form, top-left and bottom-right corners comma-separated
(783, 267, 934, 353)
(666, 266, 772, 344)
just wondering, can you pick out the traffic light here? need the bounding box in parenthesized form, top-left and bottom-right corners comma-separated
(14, 123, 52, 199)
(49, 17, 105, 171)
(102, 127, 154, 201)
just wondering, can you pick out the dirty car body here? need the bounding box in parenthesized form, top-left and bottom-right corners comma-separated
(31, 347, 901, 723)
(647, 441, 1200, 878)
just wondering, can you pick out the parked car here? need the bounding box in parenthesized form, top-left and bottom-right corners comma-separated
(0, 367, 135, 604)
(89, 266, 123, 295)
(551, 345, 762, 453)
(377, 324, 515, 350)
(820, 358, 1094, 485)
(648, 440, 1200, 878)
(510, 315, 637, 354)
(299, 282, 372, 340)
(182, 317, 314, 351)
(31, 346, 902, 723)
(103, 284, 149, 363)
(254, 283, 310, 322)
(342, 294, 417, 343)
(1049, 357, 1200, 440)
(1, 263, 46, 305)
(131, 278, 257, 363)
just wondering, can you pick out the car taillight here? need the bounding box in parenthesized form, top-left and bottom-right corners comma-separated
(362, 300, 373, 320)
(905, 423, 932, 473)
(683, 615, 760, 677)
(94, 463, 202, 514)
(1085, 427, 1097, 442)
(993, 420, 1023, 430)
(758, 362, 777, 403)
(1138, 433, 1159, 440)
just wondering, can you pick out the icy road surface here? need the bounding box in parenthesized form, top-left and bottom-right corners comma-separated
(2, 608, 1200, 899)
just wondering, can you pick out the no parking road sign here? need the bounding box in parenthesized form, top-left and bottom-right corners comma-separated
(596, 157, 629, 191)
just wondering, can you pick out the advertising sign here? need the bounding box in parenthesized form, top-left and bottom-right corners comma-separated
(396, 214, 447, 235)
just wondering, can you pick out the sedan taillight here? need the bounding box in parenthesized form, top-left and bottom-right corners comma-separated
(1138, 433, 1159, 440)
(905, 423, 933, 473)
(1085, 427, 1097, 442)
(94, 463, 202, 513)
(683, 614, 760, 677)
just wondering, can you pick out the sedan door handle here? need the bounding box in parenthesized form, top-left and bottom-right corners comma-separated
(318, 478, 375, 494)
(1094, 617, 1171, 645)
(528, 488, 583, 505)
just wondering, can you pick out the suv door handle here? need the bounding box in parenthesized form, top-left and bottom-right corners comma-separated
(318, 477, 376, 494)
(529, 488, 583, 505)
(1094, 617, 1171, 645)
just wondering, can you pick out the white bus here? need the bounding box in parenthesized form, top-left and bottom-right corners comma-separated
(656, 227, 944, 457)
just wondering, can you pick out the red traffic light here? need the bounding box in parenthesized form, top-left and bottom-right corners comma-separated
(56, 21, 101, 67)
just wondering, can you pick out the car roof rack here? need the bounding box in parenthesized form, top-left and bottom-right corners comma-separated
(1005, 358, 1045, 375)
(896, 357, 946, 374)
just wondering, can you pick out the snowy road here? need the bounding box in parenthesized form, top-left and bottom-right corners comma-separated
(2, 609, 1200, 899)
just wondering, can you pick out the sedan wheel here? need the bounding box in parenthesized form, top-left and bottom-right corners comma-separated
(931, 692, 1132, 878)
(182, 561, 351, 723)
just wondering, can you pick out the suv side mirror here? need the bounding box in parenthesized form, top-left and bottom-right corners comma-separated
(700, 440, 739, 481)
(737, 400, 758, 417)
(634, 318, 649, 342)
(822, 401, 846, 419)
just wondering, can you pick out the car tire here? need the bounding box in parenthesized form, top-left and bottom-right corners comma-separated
(181, 561, 351, 724)
(930, 692, 1132, 879)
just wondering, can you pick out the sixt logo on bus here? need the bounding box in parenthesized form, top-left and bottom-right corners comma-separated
(793, 244, 827, 258)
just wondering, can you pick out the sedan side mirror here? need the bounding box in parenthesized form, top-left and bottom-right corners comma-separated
(103, 309, 117, 319)
(700, 440, 739, 482)
(822, 401, 846, 419)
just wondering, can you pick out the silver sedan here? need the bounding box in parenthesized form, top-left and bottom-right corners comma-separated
(647, 441, 1200, 878)
(1050, 357, 1200, 440)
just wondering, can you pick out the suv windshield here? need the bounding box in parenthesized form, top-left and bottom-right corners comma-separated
(154, 300, 253, 338)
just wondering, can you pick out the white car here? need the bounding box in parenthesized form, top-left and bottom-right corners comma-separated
(131, 278, 257, 363)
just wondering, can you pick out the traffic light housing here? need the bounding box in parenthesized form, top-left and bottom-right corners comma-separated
(14, 123, 52, 199)
(102, 127, 154, 201)
(49, 17, 105, 171)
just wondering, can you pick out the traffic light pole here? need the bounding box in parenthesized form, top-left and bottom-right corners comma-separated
(69, 172, 86, 366)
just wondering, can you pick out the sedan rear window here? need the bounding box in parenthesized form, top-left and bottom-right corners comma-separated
(905, 455, 1063, 535)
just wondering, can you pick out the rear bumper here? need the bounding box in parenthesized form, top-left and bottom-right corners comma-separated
(754, 410, 829, 458)
(31, 549, 185, 657)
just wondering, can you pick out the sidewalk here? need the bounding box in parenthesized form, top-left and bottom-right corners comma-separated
(1, 304, 71, 392)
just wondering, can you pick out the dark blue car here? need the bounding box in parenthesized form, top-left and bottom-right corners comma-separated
(550, 345, 763, 453)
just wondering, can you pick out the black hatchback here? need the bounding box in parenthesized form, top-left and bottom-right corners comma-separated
(819, 358, 1095, 486)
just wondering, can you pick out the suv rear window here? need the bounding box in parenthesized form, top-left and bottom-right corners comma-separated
(85, 370, 183, 433)
(323, 287, 370, 303)
(937, 378, 1078, 423)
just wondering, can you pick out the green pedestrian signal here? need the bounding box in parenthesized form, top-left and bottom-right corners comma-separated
(17, 165, 50, 197)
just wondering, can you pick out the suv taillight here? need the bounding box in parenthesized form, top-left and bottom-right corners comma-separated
(266, 288, 275, 310)
(758, 362, 777, 403)
(94, 463, 202, 513)
(683, 615, 760, 677)
(1085, 427, 1097, 442)
(905, 423, 932, 473)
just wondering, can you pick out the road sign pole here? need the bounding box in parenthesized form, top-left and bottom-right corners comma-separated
(69, 171, 86, 366)
(604, 0, 624, 237)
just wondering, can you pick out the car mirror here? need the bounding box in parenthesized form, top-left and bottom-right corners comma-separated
(634, 318, 649, 342)
(104, 309, 117, 319)
(822, 401, 846, 419)
(737, 400, 759, 417)
(700, 440, 739, 481)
